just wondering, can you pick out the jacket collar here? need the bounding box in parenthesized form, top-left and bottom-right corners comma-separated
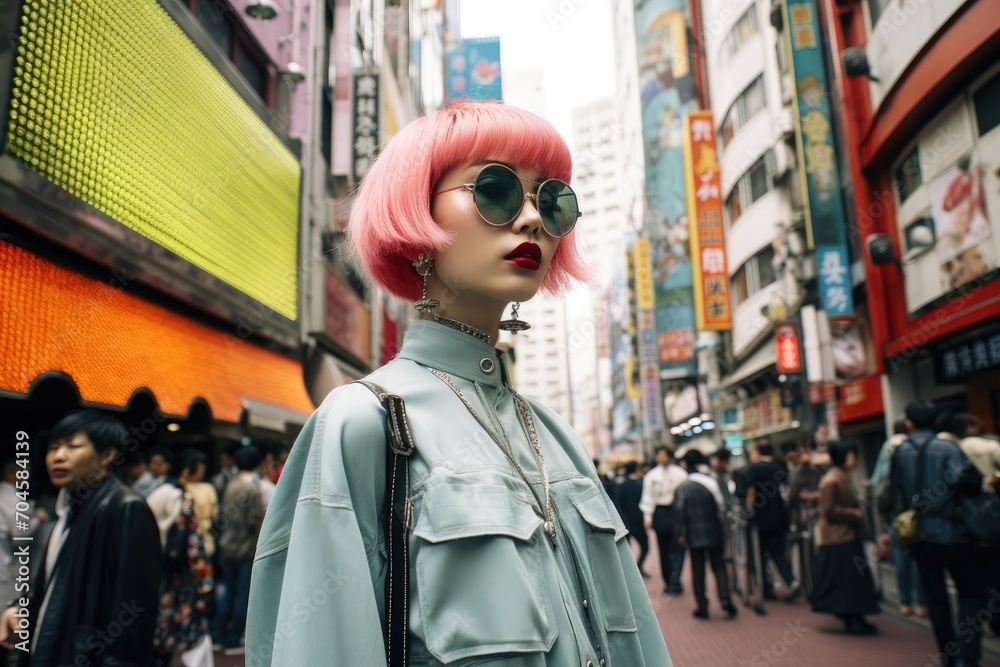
(395, 320, 511, 388)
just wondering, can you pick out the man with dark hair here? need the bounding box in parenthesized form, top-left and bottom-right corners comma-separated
(737, 437, 800, 607)
(214, 445, 264, 653)
(640, 446, 688, 595)
(676, 450, 737, 620)
(612, 461, 650, 577)
(148, 446, 175, 487)
(0, 410, 161, 666)
(892, 400, 984, 667)
(147, 446, 183, 545)
(212, 442, 240, 499)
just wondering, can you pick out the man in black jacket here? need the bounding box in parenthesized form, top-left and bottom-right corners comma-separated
(611, 462, 650, 577)
(736, 439, 801, 604)
(676, 451, 737, 620)
(0, 410, 162, 667)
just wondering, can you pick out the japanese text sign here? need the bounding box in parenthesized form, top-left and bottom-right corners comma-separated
(783, 0, 854, 315)
(775, 322, 802, 374)
(352, 72, 379, 183)
(683, 111, 732, 330)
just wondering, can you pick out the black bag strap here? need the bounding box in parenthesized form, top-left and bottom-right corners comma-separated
(902, 435, 931, 513)
(354, 380, 415, 667)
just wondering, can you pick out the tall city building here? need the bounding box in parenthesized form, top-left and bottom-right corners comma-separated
(0, 0, 427, 469)
(828, 0, 1000, 435)
(567, 95, 642, 455)
(697, 0, 811, 450)
(498, 68, 574, 424)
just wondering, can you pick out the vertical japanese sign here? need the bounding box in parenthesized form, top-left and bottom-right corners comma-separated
(683, 111, 732, 330)
(634, 238, 663, 431)
(775, 322, 802, 374)
(446, 37, 503, 101)
(782, 0, 854, 316)
(634, 0, 700, 376)
(352, 72, 379, 183)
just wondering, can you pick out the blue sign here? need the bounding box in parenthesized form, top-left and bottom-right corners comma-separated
(446, 37, 502, 101)
(784, 0, 854, 315)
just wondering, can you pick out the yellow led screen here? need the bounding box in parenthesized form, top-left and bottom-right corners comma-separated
(7, 0, 300, 319)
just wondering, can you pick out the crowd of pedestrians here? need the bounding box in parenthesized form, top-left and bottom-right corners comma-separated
(0, 409, 288, 666)
(604, 398, 1000, 666)
(0, 396, 997, 665)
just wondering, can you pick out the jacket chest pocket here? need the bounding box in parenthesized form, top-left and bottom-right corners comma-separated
(571, 490, 639, 634)
(411, 482, 557, 664)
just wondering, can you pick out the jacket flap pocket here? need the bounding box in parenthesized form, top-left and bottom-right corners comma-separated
(413, 482, 542, 543)
(572, 489, 629, 541)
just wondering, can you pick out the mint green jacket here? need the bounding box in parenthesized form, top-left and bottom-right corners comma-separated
(246, 321, 671, 666)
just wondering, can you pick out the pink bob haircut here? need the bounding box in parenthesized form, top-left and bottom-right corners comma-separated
(348, 100, 590, 302)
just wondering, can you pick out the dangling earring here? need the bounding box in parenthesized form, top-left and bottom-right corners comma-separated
(412, 252, 440, 314)
(499, 302, 531, 333)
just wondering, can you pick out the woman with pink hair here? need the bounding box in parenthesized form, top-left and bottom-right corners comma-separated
(246, 102, 671, 666)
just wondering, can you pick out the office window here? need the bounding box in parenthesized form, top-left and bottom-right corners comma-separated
(973, 70, 1000, 137)
(719, 8, 758, 68)
(725, 155, 772, 225)
(187, 0, 274, 107)
(731, 246, 777, 305)
(719, 77, 766, 150)
(893, 147, 922, 204)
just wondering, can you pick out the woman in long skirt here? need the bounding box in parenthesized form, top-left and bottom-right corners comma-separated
(811, 439, 880, 635)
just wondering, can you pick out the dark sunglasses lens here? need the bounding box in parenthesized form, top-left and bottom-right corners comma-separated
(473, 165, 523, 225)
(537, 181, 579, 237)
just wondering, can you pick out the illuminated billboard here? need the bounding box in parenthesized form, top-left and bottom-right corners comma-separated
(5, 0, 301, 320)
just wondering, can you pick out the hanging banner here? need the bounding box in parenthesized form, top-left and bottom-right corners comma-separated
(446, 37, 503, 101)
(782, 0, 854, 316)
(634, 239, 662, 431)
(683, 111, 732, 330)
(352, 71, 380, 183)
(634, 0, 700, 376)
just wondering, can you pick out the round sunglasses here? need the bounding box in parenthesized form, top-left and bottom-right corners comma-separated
(431, 163, 582, 238)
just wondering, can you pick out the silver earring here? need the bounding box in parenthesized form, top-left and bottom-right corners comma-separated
(499, 302, 531, 333)
(412, 252, 440, 314)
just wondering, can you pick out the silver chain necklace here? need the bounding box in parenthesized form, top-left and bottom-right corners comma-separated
(429, 314, 491, 345)
(428, 368, 557, 546)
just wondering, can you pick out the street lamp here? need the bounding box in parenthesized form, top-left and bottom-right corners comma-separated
(246, 0, 279, 20)
(280, 61, 306, 84)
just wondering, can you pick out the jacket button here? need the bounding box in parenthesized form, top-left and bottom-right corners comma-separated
(582, 598, 588, 608)
(586, 662, 594, 667)
(480, 358, 495, 374)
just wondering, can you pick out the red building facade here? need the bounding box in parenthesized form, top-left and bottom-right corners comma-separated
(826, 0, 1000, 430)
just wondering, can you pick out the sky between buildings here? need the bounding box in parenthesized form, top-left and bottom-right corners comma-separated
(459, 0, 618, 144)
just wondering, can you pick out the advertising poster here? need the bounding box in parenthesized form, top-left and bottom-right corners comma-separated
(930, 151, 994, 290)
(633, 0, 699, 375)
(829, 317, 869, 380)
(446, 37, 503, 101)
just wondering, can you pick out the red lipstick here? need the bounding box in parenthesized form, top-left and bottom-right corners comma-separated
(504, 242, 542, 271)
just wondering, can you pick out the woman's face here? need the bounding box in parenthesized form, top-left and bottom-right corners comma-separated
(844, 450, 857, 470)
(430, 160, 561, 305)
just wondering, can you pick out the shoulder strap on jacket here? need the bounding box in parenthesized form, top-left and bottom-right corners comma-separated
(353, 380, 413, 667)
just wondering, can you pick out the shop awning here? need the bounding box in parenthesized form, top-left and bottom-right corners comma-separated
(0, 241, 314, 422)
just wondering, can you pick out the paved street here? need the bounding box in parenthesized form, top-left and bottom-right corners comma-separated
(639, 539, 1000, 666)
(213, 539, 1000, 666)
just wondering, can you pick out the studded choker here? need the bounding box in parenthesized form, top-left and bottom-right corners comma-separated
(430, 314, 492, 346)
